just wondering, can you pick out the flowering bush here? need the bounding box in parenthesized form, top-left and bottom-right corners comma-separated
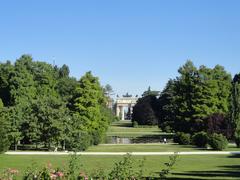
(23, 162, 65, 180)
(0, 168, 19, 180)
(2, 153, 177, 179)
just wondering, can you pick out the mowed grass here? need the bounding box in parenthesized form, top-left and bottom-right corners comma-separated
(0, 154, 240, 179)
(87, 144, 200, 152)
(107, 121, 172, 137)
(2, 121, 240, 179)
(87, 143, 240, 152)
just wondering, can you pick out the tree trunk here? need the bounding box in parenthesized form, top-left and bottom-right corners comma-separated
(63, 140, 66, 151)
(14, 139, 17, 151)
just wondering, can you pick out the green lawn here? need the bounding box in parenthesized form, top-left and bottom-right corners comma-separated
(0, 154, 240, 179)
(2, 121, 239, 179)
(107, 120, 173, 137)
(87, 144, 199, 152)
(87, 143, 240, 152)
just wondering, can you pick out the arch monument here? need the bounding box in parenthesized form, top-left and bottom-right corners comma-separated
(115, 94, 138, 120)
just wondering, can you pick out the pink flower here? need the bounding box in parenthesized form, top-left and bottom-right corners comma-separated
(8, 168, 19, 174)
(79, 172, 88, 180)
(50, 173, 57, 180)
(56, 171, 64, 177)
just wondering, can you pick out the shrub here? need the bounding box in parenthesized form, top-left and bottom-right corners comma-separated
(0, 131, 10, 153)
(0, 168, 19, 180)
(192, 131, 209, 148)
(163, 125, 173, 133)
(69, 131, 91, 151)
(173, 132, 191, 145)
(132, 121, 138, 128)
(11, 153, 179, 179)
(159, 153, 178, 179)
(91, 130, 104, 145)
(0, 109, 10, 153)
(109, 154, 135, 179)
(235, 130, 240, 148)
(209, 133, 228, 150)
(132, 95, 158, 125)
(159, 121, 174, 133)
(206, 113, 233, 139)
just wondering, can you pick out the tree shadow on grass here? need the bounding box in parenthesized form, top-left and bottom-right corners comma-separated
(112, 122, 132, 128)
(131, 134, 175, 143)
(227, 154, 240, 158)
(169, 155, 240, 179)
(172, 170, 240, 179)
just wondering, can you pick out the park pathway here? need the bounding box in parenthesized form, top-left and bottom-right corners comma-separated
(5, 151, 240, 156)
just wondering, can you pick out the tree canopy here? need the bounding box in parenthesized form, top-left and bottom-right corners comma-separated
(0, 55, 115, 152)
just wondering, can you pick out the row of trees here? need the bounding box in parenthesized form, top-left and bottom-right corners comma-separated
(133, 61, 240, 145)
(0, 55, 114, 152)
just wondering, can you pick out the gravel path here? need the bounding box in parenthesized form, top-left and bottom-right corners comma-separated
(5, 151, 240, 156)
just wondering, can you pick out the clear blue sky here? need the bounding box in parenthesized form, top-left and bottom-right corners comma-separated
(1, 0, 240, 96)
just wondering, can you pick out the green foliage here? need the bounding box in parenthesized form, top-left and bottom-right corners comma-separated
(132, 95, 158, 125)
(109, 154, 136, 179)
(235, 131, 240, 148)
(0, 168, 19, 180)
(142, 86, 159, 97)
(22, 162, 39, 180)
(234, 128, 240, 148)
(158, 61, 232, 134)
(5, 154, 180, 179)
(174, 132, 191, 145)
(108, 154, 146, 179)
(73, 71, 109, 149)
(0, 55, 112, 152)
(0, 60, 14, 106)
(231, 73, 240, 147)
(69, 130, 91, 151)
(90, 168, 107, 179)
(67, 153, 82, 179)
(209, 133, 228, 150)
(159, 153, 178, 179)
(0, 108, 11, 153)
(157, 80, 176, 132)
(132, 121, 139, 127)
(192, 131, 209, 148)
(59, 64, 70, 78)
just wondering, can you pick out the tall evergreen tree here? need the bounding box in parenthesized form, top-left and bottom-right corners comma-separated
(158, 61, 232, 134)
(174, 60, 198, 132)
(73, 72, 107, 147)
(132, 95, 158, 125)
(157, 79, 176, 132)
(0, 61, 14, 106)
(231, 73, 240, 147)
(0, 100, 11, 153)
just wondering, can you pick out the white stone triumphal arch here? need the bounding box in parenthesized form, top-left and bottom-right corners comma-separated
(115, 96, 138, 120)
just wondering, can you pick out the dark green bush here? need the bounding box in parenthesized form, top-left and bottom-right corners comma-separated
(69, 131, 91, 151)
(163, 125, 173, 133)
(235, 132, 240, 148)
(0, 115, 10, 153)
(173, 132, 191, 145)
(209, 133, 228, 150)
(192, 131, 208, 148)
(91, 130, 104, 145)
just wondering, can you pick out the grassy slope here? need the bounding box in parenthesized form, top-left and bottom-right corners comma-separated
(0, 154, 240, 179)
